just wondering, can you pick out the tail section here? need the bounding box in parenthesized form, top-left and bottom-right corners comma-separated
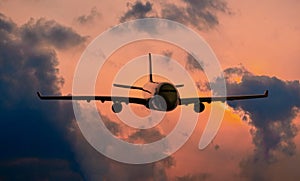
(149, 53, 154, 83)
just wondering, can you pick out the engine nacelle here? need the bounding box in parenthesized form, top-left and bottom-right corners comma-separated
(194, 102, 205, 113)
(112, 102, 122, 113)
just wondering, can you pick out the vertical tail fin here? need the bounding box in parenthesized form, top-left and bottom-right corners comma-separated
(149, 53, 154, 83)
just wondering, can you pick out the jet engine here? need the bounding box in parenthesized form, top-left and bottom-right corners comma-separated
(112, 102, 122, 113)
(194, 102, 205, 113)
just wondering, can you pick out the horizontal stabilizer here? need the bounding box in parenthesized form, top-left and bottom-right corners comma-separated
(113, 83, 151, 94)
(175, 84, 184, 88)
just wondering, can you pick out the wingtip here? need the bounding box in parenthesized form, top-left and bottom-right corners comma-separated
(264, 90, 269, 97)
(37, 91, 41, 98)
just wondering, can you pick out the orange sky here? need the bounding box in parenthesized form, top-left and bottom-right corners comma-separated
(1, 0, 300, 180)
(1, 0, 299, 86)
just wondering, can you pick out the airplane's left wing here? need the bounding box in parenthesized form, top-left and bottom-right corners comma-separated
(37, 92, 148, 105)
(180, 90, 268, 105)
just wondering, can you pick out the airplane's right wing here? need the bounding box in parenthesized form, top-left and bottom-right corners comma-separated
(180, 90, 268, 105)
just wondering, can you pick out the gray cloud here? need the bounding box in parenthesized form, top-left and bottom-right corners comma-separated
(101, 114, 121, 136)
(72, 116, 175, 180)
(184, 0, 229, 29)
(195, 81, 210, 92)
(120, 1, 154, 23)
(224, 65, 251, 78)
(120, 0, 230, 30)
(221, 66, 300, 179)
(0, 13, 16, 32)
(176, 173, 211, 181)
(20, 18, 87, 50)
(160, 3, 186, 24)
(76, 7, 101, 25)
(161, 50, 173, 62)
(185, 53, 204, 72)
(184, 53, 210, 91)
(128, 128, 165, 143)
(125, 127, 174, 180)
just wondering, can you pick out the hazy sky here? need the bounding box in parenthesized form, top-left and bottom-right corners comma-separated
(0, 0, 300, 180)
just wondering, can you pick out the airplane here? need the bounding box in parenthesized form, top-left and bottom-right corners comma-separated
(37, 53, 268, 113)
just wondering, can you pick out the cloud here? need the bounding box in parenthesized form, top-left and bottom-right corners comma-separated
(161, 50, 173, 62)
(185, 53, 204, 72)
(0, 11, 176, 180)
(184, 53, 210, 91)
(221, 66, 300, 179)
(124, 123, 175, 180)
(122, 128, 174, 180)
(0, 13, 86, 180)
(76, 7, 101, 25)
(71, 118, 175, 180)
(120, 1, 154, 22)
(20, 18, 87, 50)
(63, 102, 176, 180)
(1, 12, 167, 181)
(0, 158, 82, 180)
(120, 0, 230, 30)
(128, 128, 164, 143)
(176, 173, 211, 181)
(0, 13, 16, 32)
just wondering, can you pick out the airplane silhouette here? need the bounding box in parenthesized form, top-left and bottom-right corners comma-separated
(37, 53, 268, 113)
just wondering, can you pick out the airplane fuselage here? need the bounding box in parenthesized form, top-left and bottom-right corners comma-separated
(143, 82, 180, 112)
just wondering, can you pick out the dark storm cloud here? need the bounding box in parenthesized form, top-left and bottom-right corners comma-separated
(120, 1, 154, 22)
(220, 67, 300, 179)
(0, 13, 16, 32)
(225, 70, 299, 157)
(161, 0, 230, 30)
(0, 158, 82, 180)
(120, 0, 230, 30)
(106, 158, 173, 181)
(20, 18, 87, 50)
(184, 0, 229, 29)
(76, 7, 101, 25)
(0, 9, 176, 179)
(0, 13, 86, 180)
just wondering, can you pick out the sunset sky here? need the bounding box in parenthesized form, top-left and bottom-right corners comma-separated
(0, 0, 300, 180)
